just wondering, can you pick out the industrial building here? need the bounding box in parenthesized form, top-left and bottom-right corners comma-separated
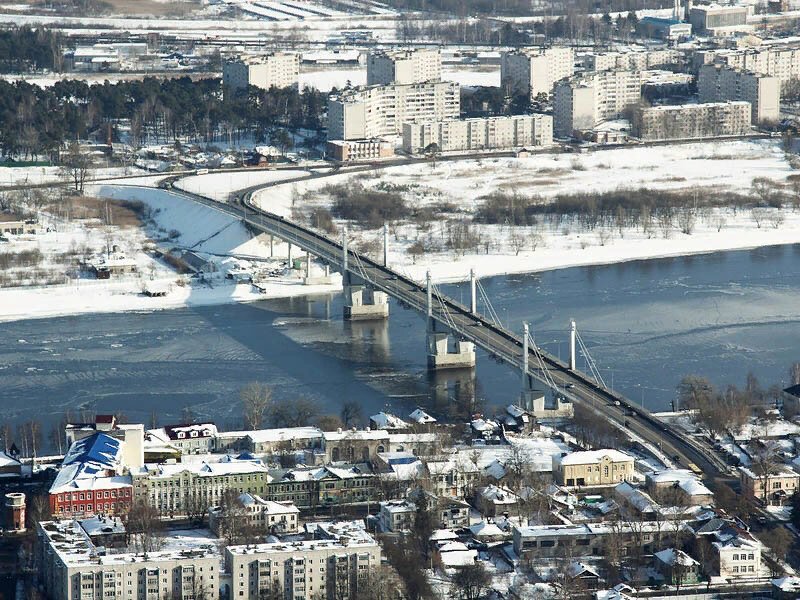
(222, 53, 299, 93)
(689, 4, 750, 34)
(327, 81, 460, 140)
(366, 48, 441, 85)
(698, 63, 780, 123)
(402, 114, 553, 154)
(632, 101, 752, 141)
(500, 47, 575, 98)
(553, 71, 642, 138)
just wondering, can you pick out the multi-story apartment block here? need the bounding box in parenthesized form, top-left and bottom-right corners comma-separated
(689, 5, 749, 34)
(214, 426, 323, 454)
(501, 47, 575, 98)
(739, 465, 799, 506)
(632, 101, 751, 141)
(367, 49, 441, 85)
(698, 63, 780, 123)
(402, 114, 553, 154)
(222, 53, 299, 93)
(584, 49, 680, 72)
(224, 522, 380, 600)
(552, 449, 635, 487)
(133, 456, 271, 515)
(37, 520, 220, 600)
(553, 71, 642, 137)
(209, 494, 300, 535)
(327, 82, 460, 141)
(694, 45, 800, 86)
(49, 433, 134, 518)
(688, 516, 763, 578)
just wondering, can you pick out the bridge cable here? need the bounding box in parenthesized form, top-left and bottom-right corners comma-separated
(575, 328, 607, 389)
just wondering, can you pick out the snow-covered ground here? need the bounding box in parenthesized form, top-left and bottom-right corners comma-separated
(0, 184, 338, 323)
(174, 168, 310, 202)
(0, 165, 145, 188)
(272, 138, 800, 283)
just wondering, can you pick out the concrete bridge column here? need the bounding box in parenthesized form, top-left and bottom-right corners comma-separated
(425, 271, 475, 370)
(520, 321, 545, 412)
(341, 229, 389, 320)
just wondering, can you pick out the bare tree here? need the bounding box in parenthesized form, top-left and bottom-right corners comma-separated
(241, 382, 273, 430)
(750, 441, 781, 505)
(59, 142, 93, 195)
(450, 563, 490, 600)
(340, 401, 363, 428)
(271, 396, 319, 428)
(127, 499, 164, 554)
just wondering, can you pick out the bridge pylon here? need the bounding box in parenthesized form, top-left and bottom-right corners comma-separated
(341, 228, 389, 321)
(425, 270, 475, 370)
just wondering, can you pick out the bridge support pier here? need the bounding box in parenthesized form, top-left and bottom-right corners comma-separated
(425, 271, 474, 370)
(341, 230, 389, 320)
(303, 255, 333, 286)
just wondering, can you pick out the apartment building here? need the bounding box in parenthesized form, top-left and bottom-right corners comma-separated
(698, 63, 780, 123)
(553, 71, 642, 137)
(695, 45, 800, 85)
(402, 114, 553, 154)
(632, 101, 752, 141)
(379, 500, 416, 531)
(222, 53, 299, 93)
(37, 520, 220, 600)
(215, 426, 323, 454)
(133, 456, 271, 515)
(367, 48, 441, 85)
(327, 81, 460, 141)
(224, 522, 380, 600)
(501, 47, 575, 98)
(209, 494, 300, 535)
(584, 49, 680, 72)
(321, 428, 438, 462)
(689, 4, 749, 34)
(739, 465, 799, 506)
(552, 449, 635, 487)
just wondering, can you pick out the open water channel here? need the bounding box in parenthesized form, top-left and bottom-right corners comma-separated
(1, 244, 799, 438)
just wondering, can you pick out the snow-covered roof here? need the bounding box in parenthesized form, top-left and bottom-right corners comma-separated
(772, 577, 800, 593)
(469, 521, 505, 538)
(556, 449, 633, 466)
(163, 423, 217, 440)
(409, 408, 437, 424)
(654, 548, 698, 567)
(50, 463, 132, 494)
(79, 514, 126, 537)
(144, 457, 269, 479)
(471, 418, 499, 432)
(246, 426, 323, 444)
(615, 482, 658, 513)
(429, 529, 459, 542)
(0, 450, 21, 468)
(479, 485, 518, 504)
(369, 412, 409, 430)
(437, 542, 477, 567)
(388, 432, 437, 444)
(567, 561, 599, 578)
(323, 429, 389, 442)
(678, 478, 713, 497)
(380, 500, 416, 514)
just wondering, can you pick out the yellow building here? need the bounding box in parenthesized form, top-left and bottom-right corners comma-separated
(553, 449, 635, 487)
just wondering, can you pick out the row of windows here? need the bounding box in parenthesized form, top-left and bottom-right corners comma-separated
(57, 489, 130, 502)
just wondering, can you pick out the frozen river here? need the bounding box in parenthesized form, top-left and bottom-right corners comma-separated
(1, 244, 799, 437)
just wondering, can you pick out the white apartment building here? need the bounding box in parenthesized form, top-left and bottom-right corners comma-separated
(209, 493, 300, 535)
(501, 47, 575, 98)
(37, 520, 220, 600)
(327, 81, 460, 141)
(222, 53, 299, 93)
(698, 63, 780, 123)
(632, 101, 752, 141)
(379, 500, 416, 532)
(696, 45, 800, 85)
(224, 522, 381, 600)
(584, 49, 680, 73)
(367, 48, 441, 85)
(402, 114, 553, 154)
(553, 71, 642, 137)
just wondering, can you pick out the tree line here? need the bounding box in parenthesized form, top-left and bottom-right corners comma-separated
(0, 76, 328, 159)
(0, 26, 62, 73)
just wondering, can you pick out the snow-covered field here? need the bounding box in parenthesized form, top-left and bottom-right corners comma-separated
(0, 165, 145, 188)
(271, 139, 800, 283)
(0, 184, 338, 323)
(174, 168, 310, 202)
